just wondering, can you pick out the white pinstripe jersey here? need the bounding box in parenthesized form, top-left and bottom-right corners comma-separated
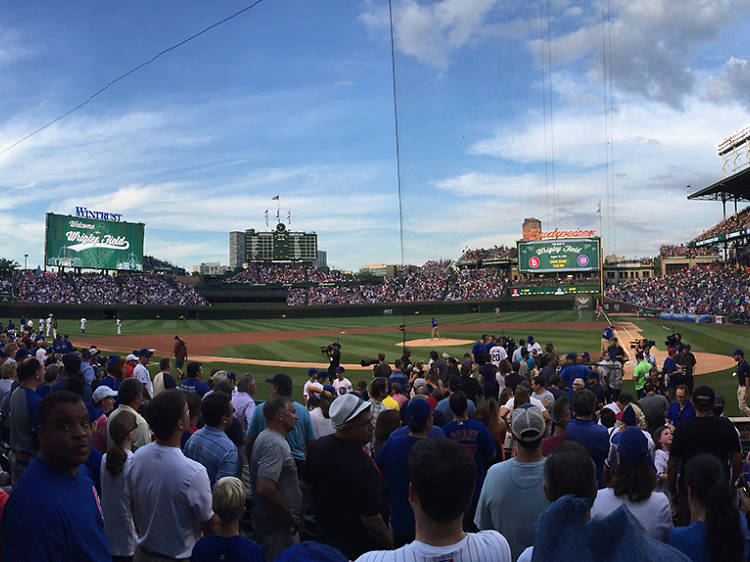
(354, 530, 512, 562)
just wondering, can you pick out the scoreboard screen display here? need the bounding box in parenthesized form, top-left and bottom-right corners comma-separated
(509, 286, 600, 297)
(245, 223, 317, 261)
(517, 239, 600, 273)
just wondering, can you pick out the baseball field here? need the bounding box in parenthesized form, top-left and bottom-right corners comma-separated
(58, 310, 748, 415)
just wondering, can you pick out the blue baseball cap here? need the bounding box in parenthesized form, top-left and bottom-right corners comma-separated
(566, 352, 577, 361)
(608, 351, 617, 361)
(617, 427, 649, 465)
(322, 384, 336, 394)
(336, 366, 346, 373)
(307, 368, 318, 377)
(138, 348, 151, 357)
(734, 349, 744, 357)
(226, 372, 235, 380)
(406, 399, 431, 425)
(275, 540, 348, 561)
(107, 355, 120, 369)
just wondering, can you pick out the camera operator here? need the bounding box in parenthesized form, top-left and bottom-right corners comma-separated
(324, 342, 341, 381)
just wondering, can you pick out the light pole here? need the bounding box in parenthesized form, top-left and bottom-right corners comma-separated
(24, 254, 28, 272)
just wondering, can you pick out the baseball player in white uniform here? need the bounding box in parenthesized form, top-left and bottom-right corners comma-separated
(80, 317, 87, 334)
(116, 318, 122, 335)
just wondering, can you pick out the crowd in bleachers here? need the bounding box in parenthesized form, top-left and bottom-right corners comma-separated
(458, 246, 516, 264)
(225, 264, 308, 284)
(691, 205, 750, 243)
(13, 272, 208, 306)
(659, 244, 719, 257)
(445, 269, 506, 300)
(606, 263, 750, 316)
(288, 262, 507, 306)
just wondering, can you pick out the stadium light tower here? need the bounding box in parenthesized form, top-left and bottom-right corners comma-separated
(24, 254, 28, 272)
(718, 123, 750, 176)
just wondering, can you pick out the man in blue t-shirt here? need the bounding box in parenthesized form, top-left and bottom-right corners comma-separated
(376, 398, 440, 546)
(388, 360, 410, 393)
(559, 353, 596, 399)
(442, 391, 495, 528)
(61, 335, 73, 354)
(472, 335, 489, 362)
(2, 391, 110, 561)
(565, 389, 610, 487)
(180, 361, 211, 397)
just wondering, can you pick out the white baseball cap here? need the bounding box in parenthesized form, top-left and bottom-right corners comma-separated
(329, 394, 371, 431)
(125, 353, 138, 361)
(93, 386, 118, 404)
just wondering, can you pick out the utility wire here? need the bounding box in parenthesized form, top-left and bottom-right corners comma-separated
(0, 0, 267, 156)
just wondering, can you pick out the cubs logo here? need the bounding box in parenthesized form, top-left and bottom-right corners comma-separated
(528, 256, 540, 268)
(577, 254, 589, 267)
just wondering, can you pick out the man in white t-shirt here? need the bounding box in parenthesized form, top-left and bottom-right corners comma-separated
(527, 336, 543, 356)
(133, 349, 153, 401)
(356, 438, 511, 562)
(232, 373, 256, 435)
(128, 390, 217, 559)
(80, 317, 87, 334)
(489, 342, 508, 367)
(332, 366, 352, 396)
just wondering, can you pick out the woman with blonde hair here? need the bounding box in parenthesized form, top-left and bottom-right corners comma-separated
(191, 476, 264, 561)
(100, 410, 137, 562)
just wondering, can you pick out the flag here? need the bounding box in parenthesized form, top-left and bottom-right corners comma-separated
(596, 200, 601, 215)
(272, 195, 279, 200)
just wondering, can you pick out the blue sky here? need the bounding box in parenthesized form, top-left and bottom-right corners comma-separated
(2, 0, 750, 272)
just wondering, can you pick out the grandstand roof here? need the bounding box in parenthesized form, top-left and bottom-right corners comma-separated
(687, 166, 750, 202)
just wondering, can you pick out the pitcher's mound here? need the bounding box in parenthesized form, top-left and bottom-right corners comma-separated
(397, 338, 474, 347)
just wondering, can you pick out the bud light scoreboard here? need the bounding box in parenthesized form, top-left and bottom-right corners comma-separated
(517, 239, 600, 273)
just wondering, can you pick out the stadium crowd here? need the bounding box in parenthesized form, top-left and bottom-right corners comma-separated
(692, 206, 750, 244)
(287, 261, 507, 306)
(0, 318, 747, 561)
(458, 246, 516, 264)
(607, 263, 750, 317)
(12, 272, 208, 307)
(659, 245, 719, 258)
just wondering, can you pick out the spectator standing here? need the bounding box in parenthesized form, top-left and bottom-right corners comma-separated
(108, 379, 150, 451)
(669, 385, 742, 526)
(180, 361, 210, 397)
(389, 360, 410, 391)
(191, 477, 265, 562)
(663, 348, 684, 402)
(376, 399, 439, 545)
(2, 391, 110, 561)
(79, 349, 96, 385)
(51, 353, 93, 403)
(565, 388, 610, 487)
(653, 425, 672, 498)
(591, 427, 672, 541)
(8, 357, 43, 483)
(302, 394, 391, 559)
(666, 385, 696, 428)
(232, 373, 256, 435)
(599, 351, 624, 403)
(128, 390, 217, 560)
(152, 358, 176, 397)
(124, 354, 138, 379)
(734, 348, 750, 417)
(92, 385, 118, 454)
(669, 454, 748, 561)
(639, 382, 669, 433)
(435, 376, 476, 421)
(531, 375, 554, 411)
(101, 409, 137, 562)
(356, 438, 511, 562)
(100, 355, 125, 392)
(245, 373, 316, 474)
(560, 353, 594, 399)
(250, 395, 303, 560)
(185, 391, 241, 487)
(475, 404, 549, 560)
(442, 391, 495, 530)
(541, 396, 569, 456)
(302, 369, 324, 404)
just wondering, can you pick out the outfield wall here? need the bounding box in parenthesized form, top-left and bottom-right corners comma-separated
(0, 296, 579, 321)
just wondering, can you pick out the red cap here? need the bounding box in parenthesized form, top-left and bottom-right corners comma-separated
(668, 348, 676, 355)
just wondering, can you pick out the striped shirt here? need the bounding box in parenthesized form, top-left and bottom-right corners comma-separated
(354, 530, 511, 562)
(184, 426, 240, 487)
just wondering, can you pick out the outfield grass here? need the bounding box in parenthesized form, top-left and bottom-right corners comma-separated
(45, 310, 590, 339)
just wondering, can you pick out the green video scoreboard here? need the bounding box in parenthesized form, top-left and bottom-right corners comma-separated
(517, 238, 600, 273)
(45, 213, 144, 270)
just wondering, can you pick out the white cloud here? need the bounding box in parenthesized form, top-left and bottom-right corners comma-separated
(706, 57, 750, 109)
(528, 0, 750, 109)
(359, 0, 498, 68)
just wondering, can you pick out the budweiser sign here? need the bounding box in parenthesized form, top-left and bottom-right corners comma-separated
(524, 227, 597, 241)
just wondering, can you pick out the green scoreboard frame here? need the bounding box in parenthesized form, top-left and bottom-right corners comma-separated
(517, 238, 600, 274)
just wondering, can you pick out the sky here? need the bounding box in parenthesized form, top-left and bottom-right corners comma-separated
(2, 0, 750, 272)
